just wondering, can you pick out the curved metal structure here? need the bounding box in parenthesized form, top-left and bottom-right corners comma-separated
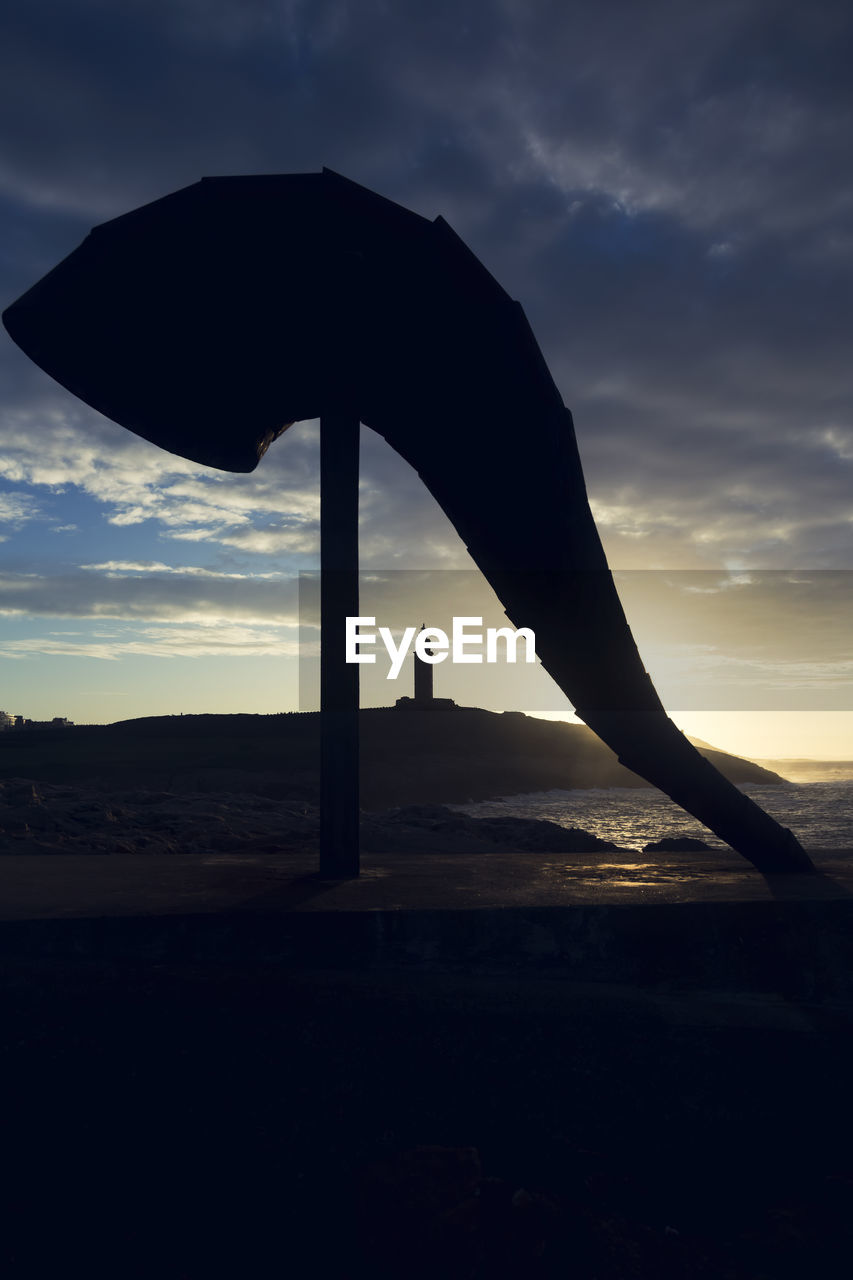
(2, 169, 814, 872)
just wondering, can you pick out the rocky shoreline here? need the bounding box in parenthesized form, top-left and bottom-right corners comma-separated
(0, 777, 636, 856)
(0, 708, 781, 857)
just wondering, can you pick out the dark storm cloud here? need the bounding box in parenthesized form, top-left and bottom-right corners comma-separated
(1, 0, 852, 574)
(5, 1, 849, 230)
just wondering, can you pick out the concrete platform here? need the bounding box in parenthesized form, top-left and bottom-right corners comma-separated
(3, 851, 853, 1276)
(3, 848, 853, 919)
(1, 850, 852, 997)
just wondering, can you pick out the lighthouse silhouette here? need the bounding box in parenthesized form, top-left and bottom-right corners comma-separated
(396, 624, 455, 709)
(414, 624, 434, 705)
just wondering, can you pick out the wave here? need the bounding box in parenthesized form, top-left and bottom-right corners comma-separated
(455, 781, 853, 852)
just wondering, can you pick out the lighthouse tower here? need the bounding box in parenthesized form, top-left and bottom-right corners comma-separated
(395, 626, 454, 709)
(413, 623, 434, 704)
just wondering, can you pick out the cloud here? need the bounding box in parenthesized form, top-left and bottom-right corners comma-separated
(0, 566, 300, 624)
(604, 569, 853, 709)
(0, 393, 468, 564)
(0, 399, 318, 541)
(79, 559, 286, 578)
(0, 621, 299, 660)
(0, 489, 40, 527)
(0, 0, 851, 585)
(617, 569, 853, 663)
(3, 2, 849, 240)
(204, 525, 320, 555)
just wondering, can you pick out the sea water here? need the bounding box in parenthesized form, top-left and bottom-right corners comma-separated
(455, 777, 853, 852)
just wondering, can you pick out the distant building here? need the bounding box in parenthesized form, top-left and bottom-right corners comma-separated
(0, 710, 14, 730)
(414, 624, 434, 705)
(395, 625, 455, 710)
(10, 715, 74, 730)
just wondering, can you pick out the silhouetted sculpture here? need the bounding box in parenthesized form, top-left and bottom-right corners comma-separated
(1, 170, 814, 873)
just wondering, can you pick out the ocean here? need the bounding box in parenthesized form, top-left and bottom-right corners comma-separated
(457, 771, 853, 852)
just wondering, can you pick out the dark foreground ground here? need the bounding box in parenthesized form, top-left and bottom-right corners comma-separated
(2, 852, 853, 1279)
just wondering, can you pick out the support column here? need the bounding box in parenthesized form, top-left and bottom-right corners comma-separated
(319, 412, 360, 877)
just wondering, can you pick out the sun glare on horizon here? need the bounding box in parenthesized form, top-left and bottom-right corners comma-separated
(527, 709, 853, 764)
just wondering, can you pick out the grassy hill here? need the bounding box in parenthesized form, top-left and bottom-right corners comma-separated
(0, 705, 784, 809)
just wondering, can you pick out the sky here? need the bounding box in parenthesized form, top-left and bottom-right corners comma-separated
(1, 0, 852, 760)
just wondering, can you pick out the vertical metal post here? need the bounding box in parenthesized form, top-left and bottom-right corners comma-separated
(319, 412, 360, 877)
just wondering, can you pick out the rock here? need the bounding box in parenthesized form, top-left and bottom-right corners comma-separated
(363, 804, 625, 853)
(0, 779, 43, 806)
(643, 836, 712, 853)
(356, 1147, 565, 1277)
(0, 777, 320, 856)
(357, 1145, 484, 1277)
(0, 780, 620, 857)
